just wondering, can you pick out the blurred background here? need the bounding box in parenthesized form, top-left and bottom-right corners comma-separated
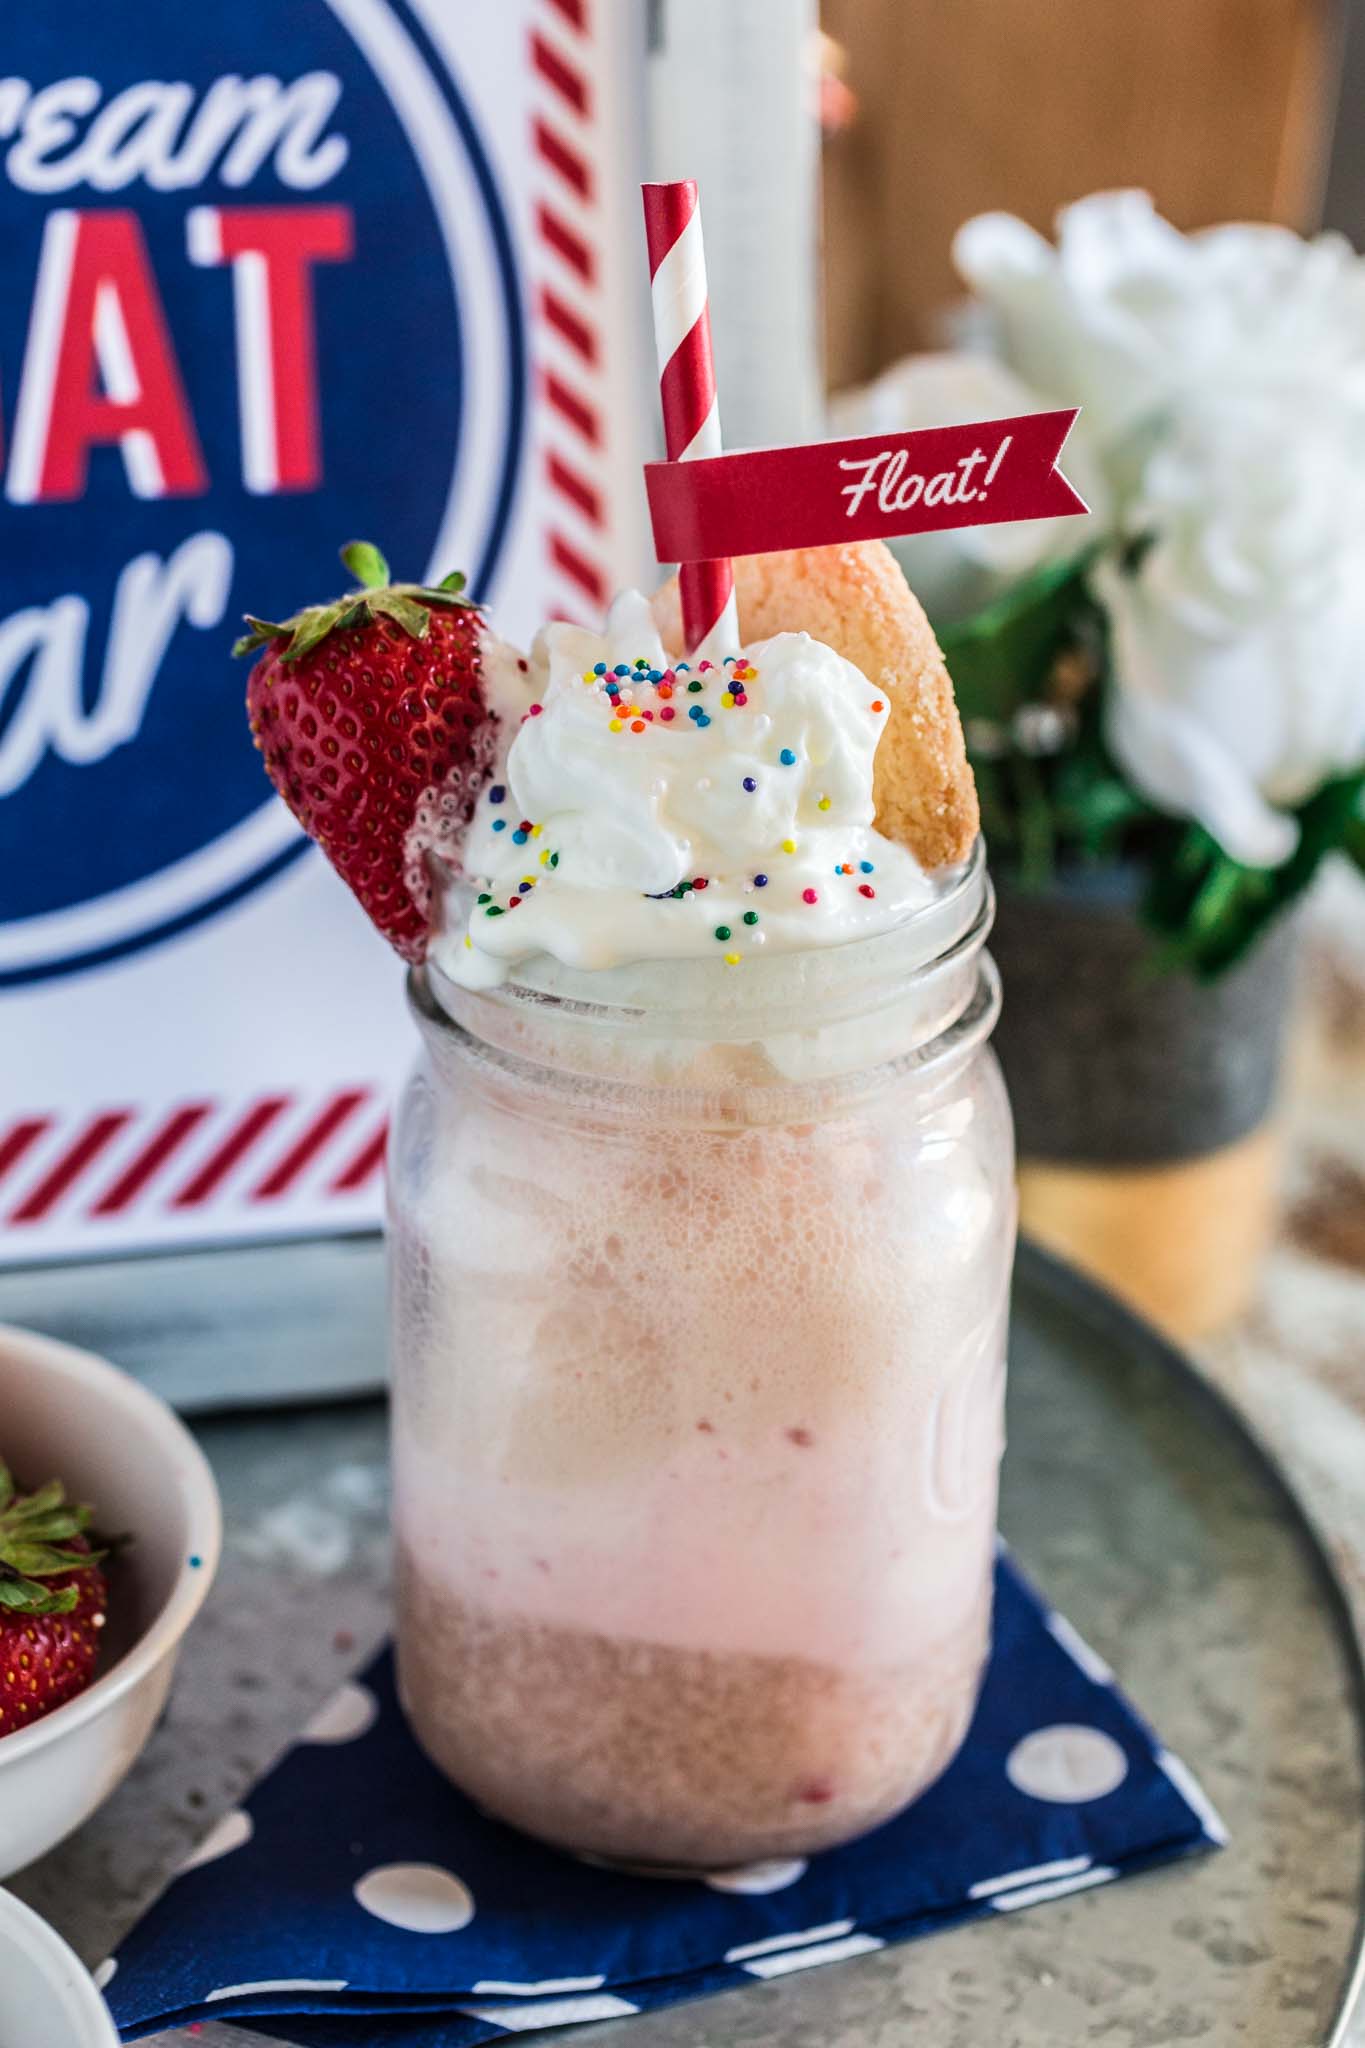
(811, 0, 1365, 1589)
(820, 0, 1341, 379)
(0, 0, 1361, 1571)
(816, 1, 1365, 1626)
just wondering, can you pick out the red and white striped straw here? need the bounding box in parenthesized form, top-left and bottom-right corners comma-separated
(641, 180, 740, 658)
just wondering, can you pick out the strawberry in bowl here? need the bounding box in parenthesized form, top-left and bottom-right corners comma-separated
(239, 541, 506, 961)
(0, 1463, 110, 1739)
(0, 1326, 220, 1878)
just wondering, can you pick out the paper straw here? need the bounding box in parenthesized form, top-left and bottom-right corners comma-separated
(641, 180, 740, 657)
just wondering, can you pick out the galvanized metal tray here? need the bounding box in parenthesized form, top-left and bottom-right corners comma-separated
(10, 1238, 1365, 2047)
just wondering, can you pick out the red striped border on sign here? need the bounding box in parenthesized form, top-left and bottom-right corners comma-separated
(0, 1089, 388, 1239)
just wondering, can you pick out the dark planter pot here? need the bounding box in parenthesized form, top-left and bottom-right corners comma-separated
(990, 869, 1300, 1169)
(987, 869, 1300, 1338)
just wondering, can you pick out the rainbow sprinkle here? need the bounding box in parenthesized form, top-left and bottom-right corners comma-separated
(568, 654, 762, 734)
(474, 653, 906, 964)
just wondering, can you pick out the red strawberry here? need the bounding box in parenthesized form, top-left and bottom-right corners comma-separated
(239, 541, 498, 962)
(0, 1463, 110, 1739)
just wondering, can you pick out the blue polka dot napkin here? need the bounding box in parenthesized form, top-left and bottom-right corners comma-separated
(102, 1556, 1224, 2045)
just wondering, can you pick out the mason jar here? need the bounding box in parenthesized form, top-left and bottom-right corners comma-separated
(390, 842, 1014, 1869)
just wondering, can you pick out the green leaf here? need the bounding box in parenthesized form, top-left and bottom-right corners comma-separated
(937, 552, 1097, 725)
(332, 600, 371, 636)
(1188, 858, 1251, 942)
(370, 592, 431, 638)
(1139, 766, 1365, 978)
(232, 616, 292, 659)
(9, 1477, 63, 1520)
(1, 1540, 97, 1576)
(1286, 768, 1365, 886)
(339, 540, 390, 589)
(1346, 810, 1365, 876)
(971, 757, 1017, 853)
(0, 1576, 78, 1615)
(939, 539, 1365, 980)
(234, 548, 476, 663)
(284, 602, 348, 662)
(6, 1510, 86, 1544)
(1060, 776, 1150, 862)
(0, 1465, 12, 1514)
(1010, 748, 1057, 891)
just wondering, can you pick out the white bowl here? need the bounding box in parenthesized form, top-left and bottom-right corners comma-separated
(0, 1325, 221, 1878)
(0, 1888, 119, 2048)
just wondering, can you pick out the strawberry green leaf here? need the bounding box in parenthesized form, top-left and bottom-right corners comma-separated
(340, 540, 390, 589)
(2, 1540, 99, 1576)
(285, 602, 348, 662)
(236, 546, 476, 663)
(332, 600, 372, 636)
(0, 1576, 79, 1615)
(371, 593, 431, 638)
(233, 617, 291, 658)
(8, 1510, 87, 1543)
(9, 1477, 63, 1519)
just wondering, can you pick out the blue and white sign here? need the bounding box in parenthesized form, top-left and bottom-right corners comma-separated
(0, 0, 525, 987)
(0, 0, 652, 1271)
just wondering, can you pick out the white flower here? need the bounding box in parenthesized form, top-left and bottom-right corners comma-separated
(955, 190, 1365, 454)
(1097, 396, 1365, 865)
(829, 352, 1107, 622)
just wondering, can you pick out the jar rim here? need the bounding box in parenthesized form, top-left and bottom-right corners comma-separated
(412, 841, 996, 1099)
(424, 837, 990, 1044)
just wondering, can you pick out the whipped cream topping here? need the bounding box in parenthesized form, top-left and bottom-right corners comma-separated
(433, 592, 935, 990)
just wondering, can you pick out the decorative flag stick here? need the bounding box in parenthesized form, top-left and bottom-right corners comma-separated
(641, 180, 741, 658)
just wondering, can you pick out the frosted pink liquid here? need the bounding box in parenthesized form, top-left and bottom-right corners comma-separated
(392, 1044, 1013, 1865)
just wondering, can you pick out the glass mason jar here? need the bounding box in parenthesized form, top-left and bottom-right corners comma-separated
(390, 844, 1015, 1869)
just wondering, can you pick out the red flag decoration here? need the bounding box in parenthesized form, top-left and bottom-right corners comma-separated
(645, 409, 1087, 564)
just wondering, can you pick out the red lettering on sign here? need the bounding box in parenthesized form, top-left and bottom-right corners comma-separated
(8, 209, 207, 504)
(188, 203, 353, 494)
